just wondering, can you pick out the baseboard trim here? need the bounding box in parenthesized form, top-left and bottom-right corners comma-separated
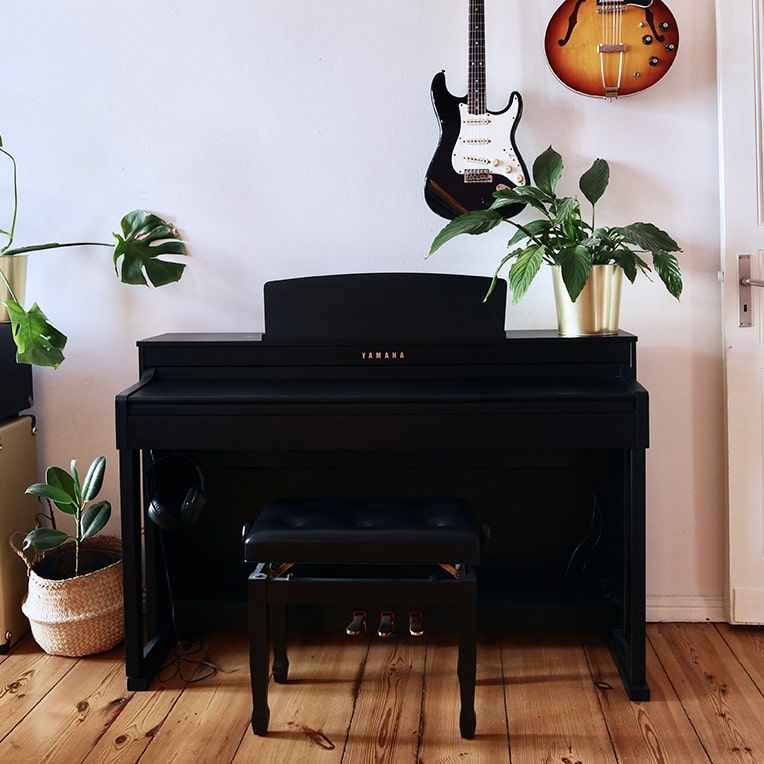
(646, 595, 727, 623)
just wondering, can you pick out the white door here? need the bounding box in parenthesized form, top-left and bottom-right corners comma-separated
(718, 0, 764, 623)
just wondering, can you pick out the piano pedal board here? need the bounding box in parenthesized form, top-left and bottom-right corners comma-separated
(345, 610, 425, 639)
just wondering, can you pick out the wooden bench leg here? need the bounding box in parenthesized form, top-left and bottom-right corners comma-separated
(271, 604, 289, 684)
(249, 571, 270, 735)
(456, 578, 477, 739)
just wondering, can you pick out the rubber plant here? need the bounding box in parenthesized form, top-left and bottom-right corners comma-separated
(429, 146, 683, 304)
(24, 457, 110, 577)
(0, 135, 186, 368)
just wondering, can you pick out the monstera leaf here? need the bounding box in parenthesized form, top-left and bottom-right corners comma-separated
(4, 299, 67, 368)
(113, 210, 186, 287)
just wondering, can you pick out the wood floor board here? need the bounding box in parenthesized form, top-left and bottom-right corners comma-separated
(502, 633, 617, 764)
(82, 639, 207, 764)
(232, 635, 370, 764)
(715, 624, 764, 698)
(649, 623, 764, 763)
(585, 636, 711, 763)
(139, 631, 252, 764)
(0, 640, 79, 744)
(0, 645, 130, 762)
(417, 635, 510, 764)
(341, 636, 426, 763)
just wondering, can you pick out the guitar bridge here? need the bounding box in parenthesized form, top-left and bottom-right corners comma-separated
(598, 44, 626, 53)
(464, 169, 493, 184)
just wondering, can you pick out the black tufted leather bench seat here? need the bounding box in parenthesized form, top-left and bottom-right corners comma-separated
(244, 497, 478, 740)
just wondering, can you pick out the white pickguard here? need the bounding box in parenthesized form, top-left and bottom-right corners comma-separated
(452, 101, 526, 186)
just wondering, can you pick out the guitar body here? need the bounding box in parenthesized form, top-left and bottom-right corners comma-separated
(545, 0, 679, 98)
(425, 72, 529, 220)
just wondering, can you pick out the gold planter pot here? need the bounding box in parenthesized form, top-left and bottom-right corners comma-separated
(0, 255, 27, 323)
(552, 264, 623, 337)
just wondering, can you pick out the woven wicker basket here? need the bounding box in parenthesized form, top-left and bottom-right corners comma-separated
(13, 535, 124, 657)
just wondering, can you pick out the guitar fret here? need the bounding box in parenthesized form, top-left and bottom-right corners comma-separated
(468, 0, 486, 115)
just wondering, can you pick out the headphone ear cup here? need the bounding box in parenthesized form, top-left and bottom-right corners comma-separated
(148, 498, 179, 531)
(180, 488, 207, 526)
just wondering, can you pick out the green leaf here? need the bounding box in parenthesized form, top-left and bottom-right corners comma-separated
(113, 210, 187, 287)
(70, 460, 82, 504)
(613, 250, 638, 283)
(81, 456, 106, 502)
(508, 245, 545, 304)
(508, 219, 551, 247)
(579, 159, 610, 207)
(23, 528, 70, 552)
(560, 246, 593, 302)
(26, 482, 74, 506)
(428, 210, 502, 256)
(4, 300, 67, 368)
(619, 223, 681, 253)
(554, 196, 581, 225)
(80, 500, 111, 539)
(492, 186, 549, 215)
(532, 147, 564, 196)
(46, 466, 78, 513)
(653, 252, 683, 299)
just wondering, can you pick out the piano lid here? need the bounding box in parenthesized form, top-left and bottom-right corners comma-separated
(263, 273, 507, 341)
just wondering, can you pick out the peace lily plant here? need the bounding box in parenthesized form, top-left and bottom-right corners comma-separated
(0, 135, 186, 368)
(429, 146, 683, 305)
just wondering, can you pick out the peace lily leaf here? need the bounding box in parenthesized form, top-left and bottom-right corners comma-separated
(82, 456, 106, 502)
(24, 528, 70, 552)
(579, 159, 610, 207)
(429, 210, 502, 256)
(613, 250, 638, 283)
(4, 300, 67, 368)
(485, 247, 527, 301)
(508, 245, 545, 304)
(26, 482, 74, 506)
(560, 246, 593, 302)
(492, 186, 548, 215)
(80, 500, 111, 539)
(619, 223, 681, 253)
(653, 252, 683, 299)
(46, 467, 78, 513)
(554, 197, 581, 225)
(508, 219, 551, 247)
(113, 210, 186, 287)
(533, 147, 563, 196)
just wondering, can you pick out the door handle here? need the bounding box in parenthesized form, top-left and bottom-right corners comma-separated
(741, 277, 764, 287)
(740, 255, 757, 327)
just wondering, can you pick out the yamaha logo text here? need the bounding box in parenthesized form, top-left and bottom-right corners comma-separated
(361, 351, 406, 361)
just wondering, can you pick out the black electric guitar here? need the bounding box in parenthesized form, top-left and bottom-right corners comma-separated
(425, 0, 529, 220)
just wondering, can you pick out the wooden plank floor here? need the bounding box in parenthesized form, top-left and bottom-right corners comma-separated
(0, 624, 762, 763)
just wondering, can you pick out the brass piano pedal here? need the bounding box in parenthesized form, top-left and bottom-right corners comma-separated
(408, 611, 424, 637)
(377, 611, 395, 638)
(346, 611, 367, 636)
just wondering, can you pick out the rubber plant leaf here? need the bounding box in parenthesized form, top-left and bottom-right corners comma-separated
(25, 482, 73, 506)
(23, 528, 70, 552)
(4, 300, 67, 368)
(82, 456, 106, 502)
(45, 466, 78, 515)
(80, 500, 111, 540)
(113, 210, 186, 287)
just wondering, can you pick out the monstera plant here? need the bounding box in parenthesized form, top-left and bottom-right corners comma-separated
(0, 135, 186, 368)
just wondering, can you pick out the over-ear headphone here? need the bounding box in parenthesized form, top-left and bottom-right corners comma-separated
(146, 452, 207, 531)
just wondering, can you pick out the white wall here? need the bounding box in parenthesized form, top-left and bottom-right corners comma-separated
(2, 0, 723, 618)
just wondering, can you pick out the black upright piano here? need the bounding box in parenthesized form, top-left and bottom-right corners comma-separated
(116, 273, 649, 699)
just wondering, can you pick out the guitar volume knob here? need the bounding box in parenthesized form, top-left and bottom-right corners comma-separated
(649, 56, 660, 67)
(660, 21, 670, 31)
(642, 35, 653, 45)
(665, 43, 677, 53)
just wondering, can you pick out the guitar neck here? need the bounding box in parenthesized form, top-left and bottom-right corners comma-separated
(467, 0, 487, 114)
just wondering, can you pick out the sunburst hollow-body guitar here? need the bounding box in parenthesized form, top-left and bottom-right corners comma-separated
(425, 0, 529, 221)
(545, 0, 679, 99)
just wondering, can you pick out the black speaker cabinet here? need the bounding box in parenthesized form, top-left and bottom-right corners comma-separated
(0, 324, 32, 421)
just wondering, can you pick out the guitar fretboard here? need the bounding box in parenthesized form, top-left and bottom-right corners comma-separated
(468, 0, 486, 115)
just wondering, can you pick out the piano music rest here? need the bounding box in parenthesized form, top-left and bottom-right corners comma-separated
(243, 498, 479, 739)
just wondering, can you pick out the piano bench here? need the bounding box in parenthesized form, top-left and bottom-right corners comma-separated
(243, 497, 479, 740)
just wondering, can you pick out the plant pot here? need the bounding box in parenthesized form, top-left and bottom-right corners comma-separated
(0, 255, 27, 323)
(552, 264, 623, 337)
(19, 535, 124, 657)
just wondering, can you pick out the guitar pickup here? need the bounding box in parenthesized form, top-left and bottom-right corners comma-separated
(598, 44, 626, 53)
